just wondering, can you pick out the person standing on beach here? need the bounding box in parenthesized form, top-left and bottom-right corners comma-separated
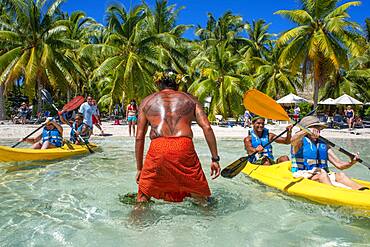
(135, 69, 221, 203)
(78, 96, 93, 136)
(126, 99, 138, 137)
(91, 99, 104, 135)
(344, 106, 355, 130)
(243, 110, 251, 128)
(293, 105, 300, 122)
(244, 116, 292, 165)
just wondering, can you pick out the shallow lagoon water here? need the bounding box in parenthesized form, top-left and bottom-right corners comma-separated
(0, 137, 369, 246)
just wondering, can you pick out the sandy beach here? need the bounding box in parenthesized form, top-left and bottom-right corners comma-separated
(0, 121, 369, 140)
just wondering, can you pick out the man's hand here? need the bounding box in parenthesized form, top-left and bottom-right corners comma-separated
(350, 152, 360, 165)
(286, 125, 293, 132)
(210, 161, 220, 179)
(135, 170, 141, 184)
(255, 145, 264, 152)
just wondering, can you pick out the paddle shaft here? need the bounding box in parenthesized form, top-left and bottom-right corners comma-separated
(290, 120, 368, 169)
(12, 124, 46, 148)
(42, 90, 94, 153)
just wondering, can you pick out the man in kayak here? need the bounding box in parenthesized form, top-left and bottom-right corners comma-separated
(291, 116, 367, 190)
(135, 69, 221, 203)
(20, 117, 63, 149)
(244, 116, 292, 165)
(68, 113, 90, 144)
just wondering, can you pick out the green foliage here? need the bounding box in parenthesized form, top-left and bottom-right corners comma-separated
(365, 107, 370, 117)
(298, 102, 312, 117)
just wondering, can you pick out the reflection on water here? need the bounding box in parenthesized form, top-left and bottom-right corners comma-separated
(0, 137, 369, 246)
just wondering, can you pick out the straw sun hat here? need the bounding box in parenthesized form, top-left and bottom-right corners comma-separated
(299, 116, 327, 129)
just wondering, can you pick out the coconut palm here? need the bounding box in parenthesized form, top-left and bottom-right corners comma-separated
(0, 0, 82, 111)
(321, 59, 370, 102)
(144, 0, 192, 73)
(275, 0, 364, 107)
(241, 19, 273, 60)
(189, 41, 252, 118)
(195, 11, 245, 50)
(82, 3, 160, 107)
(252, 45, 302, 99)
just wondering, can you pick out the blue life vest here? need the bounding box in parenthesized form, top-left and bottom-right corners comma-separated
(70, 122, 89, 143)
(249, 128, 274, 162)
(291, 137, 328, 172)
(42, 128, 62, 147)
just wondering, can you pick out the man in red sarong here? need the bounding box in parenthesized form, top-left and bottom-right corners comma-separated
(135, 69, 221, 203)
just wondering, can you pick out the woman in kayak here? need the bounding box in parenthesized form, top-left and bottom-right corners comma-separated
(20, 117, 63, 149)
(291, 116, 367, 190)
(244, 116, 293, 165)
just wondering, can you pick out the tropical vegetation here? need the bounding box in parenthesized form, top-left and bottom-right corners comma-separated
(0, 0, 369, 120)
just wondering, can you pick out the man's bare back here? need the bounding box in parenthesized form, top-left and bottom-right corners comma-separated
(139, 89, 204, 139)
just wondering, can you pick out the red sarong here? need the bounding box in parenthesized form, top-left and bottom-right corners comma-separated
(138, 137, 211, 202)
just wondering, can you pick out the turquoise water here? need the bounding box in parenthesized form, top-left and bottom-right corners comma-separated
(0, 137, 369, 246)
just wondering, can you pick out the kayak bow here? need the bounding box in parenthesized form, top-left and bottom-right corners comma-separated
(0, 143, 98, 162)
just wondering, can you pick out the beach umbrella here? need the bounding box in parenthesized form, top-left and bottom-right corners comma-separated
(276, 93, 309, 105)
(318, 98, 336, 105)
(333, 94, 363, 105)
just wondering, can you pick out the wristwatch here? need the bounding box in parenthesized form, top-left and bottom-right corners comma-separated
(211, 155, 220, 162)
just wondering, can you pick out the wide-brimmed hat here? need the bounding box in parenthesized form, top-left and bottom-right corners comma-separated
(299, 116, 327, 129)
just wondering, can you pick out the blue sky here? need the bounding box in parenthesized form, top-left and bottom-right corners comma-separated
(62, 0, 370, 39)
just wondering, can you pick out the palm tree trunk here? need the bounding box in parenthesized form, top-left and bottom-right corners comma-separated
(0, 84, 5, 120)
(37, 78, 43, 113)
(313, 78, 320, 110)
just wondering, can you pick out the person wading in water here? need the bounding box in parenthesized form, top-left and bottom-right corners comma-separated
(135, 69, 221, 204)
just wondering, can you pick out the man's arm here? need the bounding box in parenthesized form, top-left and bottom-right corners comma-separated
(290, 130, 306, 154)
(272, 125, 293, 144)
(328, 149, 359, 170)
(135, 102, 149, 183)
(194, 101, 220, 179)
(244, 136, 262, 155)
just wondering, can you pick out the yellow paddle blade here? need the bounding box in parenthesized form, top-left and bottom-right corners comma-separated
(243, 89, 290, 121)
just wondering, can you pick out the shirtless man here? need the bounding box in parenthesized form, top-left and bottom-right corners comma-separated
(135, 69, 221, 203)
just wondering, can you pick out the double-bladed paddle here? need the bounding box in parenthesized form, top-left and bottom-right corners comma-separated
(40, 89, 94, 154)
(221, 89, 369, 178)
(243, 89, 369, 169)
(11, 123, 46, 148)
(221, 108, 316, 178)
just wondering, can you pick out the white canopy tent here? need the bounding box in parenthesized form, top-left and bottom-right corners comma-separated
(276, 93, 309, 105)
(318, 98, 336, 105)
(333, 94, 363, 105)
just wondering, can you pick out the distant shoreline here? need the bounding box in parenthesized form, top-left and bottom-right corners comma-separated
(0, 121, 369, 140)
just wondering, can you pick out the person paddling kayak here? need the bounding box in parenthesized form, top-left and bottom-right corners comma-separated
(19, 117, 63, 149)
(135, 69, 221, 203)
(244, 116, 292, 165)
(291, 116, 368, 190)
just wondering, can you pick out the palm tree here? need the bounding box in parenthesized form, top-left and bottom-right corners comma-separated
(252, 45, 302, 99)
(189, 41, 252, 118)
(275, 0, 364, 107)
(144, 0, 192, 73)
(241, 19, 273, 60)
(321, 59, 370, 102)
(0, 0, 82, 111)
(82, 3, 159, 108)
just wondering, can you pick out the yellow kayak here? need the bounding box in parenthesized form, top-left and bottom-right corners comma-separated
(0, 143, 98, 162)
(242, 161, 370, 214)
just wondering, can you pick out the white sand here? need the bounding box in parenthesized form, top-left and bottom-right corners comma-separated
(0, 121, 369, 140)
